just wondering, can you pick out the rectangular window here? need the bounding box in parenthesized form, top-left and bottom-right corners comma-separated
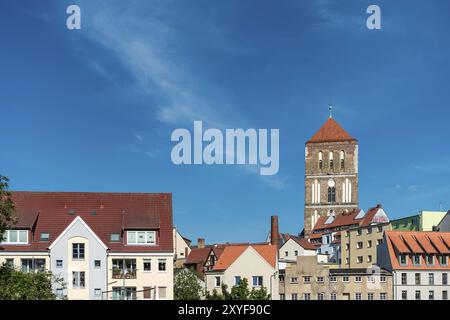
(357, 242, 363, 249)
(355, 276, 362, 283)
(380, 293, 387, 300)
(72, 243, 85, 260)
(56, 260, 63, 268)
(291, 293, 298, 300)
(112, 287, 136, 300)
(94, 288, 102, 300)
(440, 255, 448, 266)
(143, 287, 152, 300)
(143, 259, 152, 272)
(317, 276, 324, 284)
(355, 293, 362, 300)
(415, 273, 421, 285)
(1, 230, 28, 244)
(252, 276, 263, 287)
(40, 232, 50, 241)
(304, 293, 311, 300)
(290, 277, 298, 284)
(367, 228, 372, 234)
(294, 250, 298, 256)
(112, 259, 137, 279)
(215, 276, 221, 287)
(126, 231, 156, 245)
(110, 233, 120, 242)
(158, 259, 166, 272)
(443, 273, 448, 285)
(367, 255, 372, 263)
(357, 256, 363, 264)
(343, 276, 349, 282)
(303, 276, 311, 284)
(367, 293, 374, 300)
(377, 226, 383, 233)
(94, 260, 101, 268)
(401, 273, 407, 285)
(357, 230, 362, 236)
(56, 288, 64, 299)
(426, 255, 434, 265)
(377, 239, 383, 245)
(429, 290, 434, 300)
(380, 275, 386, 282)
(279, 294, 285, 300)
(21, 259, 45, 273)
(330, 276, 337, 282)
(402, 291, 407, 300)
(399, 254, 407, 265)
(284, 251, 288, 257)
(345, 243, 350, 251)
(367, 240, 372, 248)
(413, 255, 421, 265)
(72, 271, 85, 288)
(331, 292, 337, 300)
(415, 290, 421, 300)
(443, 291, 448, 300)
(317, 293, 324, 300)
(429, 273, 434, 285)
(158, 287, 167, 299)
(234, 276, 241, 285)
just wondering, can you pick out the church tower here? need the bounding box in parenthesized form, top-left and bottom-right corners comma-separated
(304, 112, 359, 235)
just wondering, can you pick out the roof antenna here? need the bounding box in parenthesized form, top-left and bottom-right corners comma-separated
(329, 104, 333, 119)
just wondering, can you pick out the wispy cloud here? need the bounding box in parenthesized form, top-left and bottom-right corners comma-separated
(134, 133, 143, 142)
(412, 163, 450, 175)
(388, 184, 401, 191)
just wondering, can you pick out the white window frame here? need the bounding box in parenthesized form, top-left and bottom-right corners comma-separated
(215, 276, 221, 288)
(380, 292, 387, 300)
(252, 276, 263, 287)
(126, 231, 156, 245)
(157, 259, 167, 272)
(72, 271, 85, 288)
(1, 230, 28, 244)
(143, 259, 152, 272)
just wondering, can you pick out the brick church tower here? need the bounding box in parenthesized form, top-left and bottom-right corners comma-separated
(304, 114, 359, 235)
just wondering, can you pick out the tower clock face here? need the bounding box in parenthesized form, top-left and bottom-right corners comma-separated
(328, 179, 335, 188)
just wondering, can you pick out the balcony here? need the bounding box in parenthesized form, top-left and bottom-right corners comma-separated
(112, 268, 137, 279)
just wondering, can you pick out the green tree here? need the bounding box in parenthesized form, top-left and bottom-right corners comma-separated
(250, 286, 270, 300)
(174, 268, 203, 300)
(0, 175, 16, 240)
(229, 278, 250, 300)
(0, 263, 66, 300)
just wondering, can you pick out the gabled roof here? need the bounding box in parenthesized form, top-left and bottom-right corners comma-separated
(184, 247, 213, 265)
(211, 244, 277, 271)
(1, 192, 173, 253)
(307, 118, 357, 144)
(284, 235, 316, 250)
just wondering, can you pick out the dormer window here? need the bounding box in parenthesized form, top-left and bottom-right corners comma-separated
(399, 254, 407, 266)
(127, 231, 156, 245)
(1, 230, 28, 244)
(40, 233, 50, 241)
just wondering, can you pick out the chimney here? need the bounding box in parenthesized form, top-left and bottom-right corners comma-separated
(376, 204, 382, 208)
(197, 238, 205, 249)
(270, 215, 279, 247)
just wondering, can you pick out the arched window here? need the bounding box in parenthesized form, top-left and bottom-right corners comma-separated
(318, 152, 323, 169)
(328, 187, 336, 203)
(327, 179, 336, 203)
(329, 152, 334, 170)
(340, 151, 345, 170)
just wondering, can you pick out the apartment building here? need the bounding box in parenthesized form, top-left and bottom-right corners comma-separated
(391, 211, 447, 231)
(280, 255, 392, 300)
(340, 208, 391, 268)
(0, 192, 174, 300)
(377, 230, 450, 300)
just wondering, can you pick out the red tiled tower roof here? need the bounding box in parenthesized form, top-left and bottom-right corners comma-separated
(307, 118, 356, 144)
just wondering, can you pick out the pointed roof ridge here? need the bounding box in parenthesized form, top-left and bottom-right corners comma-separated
(307, 117, 357, 144)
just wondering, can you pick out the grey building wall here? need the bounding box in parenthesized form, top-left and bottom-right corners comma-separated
(438, 212, 450, 232)
(50, 219, 107, 299)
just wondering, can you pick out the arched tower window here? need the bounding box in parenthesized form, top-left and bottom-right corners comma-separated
(327, 179, 336, 203)
(340, 151, 345, 170)
(329, 152, 334, 170)
(318, 152, 323, 170)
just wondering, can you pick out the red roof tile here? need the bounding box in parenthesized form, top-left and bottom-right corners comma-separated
(2, 192, 173, 253)
(385, 231, 450, 270)
(212, 244, 277, 271)
(185, 247, 213, 265)
(288, 236, 316, 250)
(307, 118, 356, 144)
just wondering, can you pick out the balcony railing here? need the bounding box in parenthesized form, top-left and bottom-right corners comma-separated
(112, 268, 137, 279)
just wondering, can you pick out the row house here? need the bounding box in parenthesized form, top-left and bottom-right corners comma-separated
(0, 192, 174, 300)
(377, 230, 450, 300)
(280, 255, 392, 300)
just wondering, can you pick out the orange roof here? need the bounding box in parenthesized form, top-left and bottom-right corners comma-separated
(307, 118, 356, 144)
(385, 231, 450, 270)
(212, 244, 277, 271)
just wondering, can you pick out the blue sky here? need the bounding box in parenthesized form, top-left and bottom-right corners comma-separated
(1, 0, 450, 244)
